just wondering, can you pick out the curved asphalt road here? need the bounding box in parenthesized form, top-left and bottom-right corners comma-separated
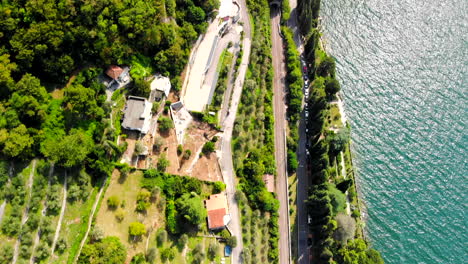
(218, 0, 252, 263)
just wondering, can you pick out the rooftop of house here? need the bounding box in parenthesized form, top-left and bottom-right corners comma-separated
(207, 208, 227, 230)
(150, 75, 171, 97)
(122, 96, 153, 134)
(106, 65, 124, 80)
(205, 193, 230, 230)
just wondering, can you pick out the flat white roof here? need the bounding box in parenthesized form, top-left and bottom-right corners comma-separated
(218, 0, 233, 18)
(150, 75, 171, 97)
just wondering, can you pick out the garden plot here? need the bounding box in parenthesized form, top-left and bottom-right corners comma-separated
(136, 117, 222, 182)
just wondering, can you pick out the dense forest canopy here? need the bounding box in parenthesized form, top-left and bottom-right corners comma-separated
(0, 0, 218, 172)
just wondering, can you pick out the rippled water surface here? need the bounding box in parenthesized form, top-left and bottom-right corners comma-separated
(319, 0, 467, 263)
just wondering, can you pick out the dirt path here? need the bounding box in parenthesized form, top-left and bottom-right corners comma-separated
(12, 160, 36, 264)
(30, 164, 54, 264)
(340, 153, 352, 215)
(50, 171, 67, 255)
(72, 178, 107, 264)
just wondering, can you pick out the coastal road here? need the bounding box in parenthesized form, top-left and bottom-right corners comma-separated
(270, 7, 292, 264)
(218, 0, 252, 263)
(287, 0, 311, 263)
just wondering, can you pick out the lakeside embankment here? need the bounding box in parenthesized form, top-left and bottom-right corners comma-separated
(280, 0, 386, 263)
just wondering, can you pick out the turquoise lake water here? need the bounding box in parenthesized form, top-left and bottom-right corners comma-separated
(319, 0, 467, 263)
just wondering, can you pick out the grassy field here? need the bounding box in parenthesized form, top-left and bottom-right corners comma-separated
(95, 170, 163, 262)
(94, 169, 232, 263)
(328, 104, 343, 129)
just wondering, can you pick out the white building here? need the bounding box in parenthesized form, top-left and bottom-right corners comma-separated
(150, 75, 171, 102)
(121, 96, 153, 134)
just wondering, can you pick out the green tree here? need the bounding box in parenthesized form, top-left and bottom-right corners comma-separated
(202, 141, 215, 154)
(133, 78, 151, 97)
(208, 242, 219, 260)
(130, 253, 146, 264)
(153, 136, 164, 152)
(325, 78, 341, 96)
(160, 247, 176, 262)
(316, 56, 336, 77)
(226, 236, 237, 248)
(115, 208, 126, 222)
(129, 222, 146, 237)
(107, 196, 120, 208)
(178, 234, 189, 247)
(213, 181, 226, 193)
(42, 129, 93, 167)
(146, 247, 157, 264)
(156, 230, 167, 247)
(158, 117, 173, 132)
(183, 149, 191, 159)
(176, 192, 207, 226)
(2, 124, 33, 158)
(64, 84, 104, 119)
(0, 244, 13, 263)
(157, 154, 170, 172)
(79, 236, 126, 264)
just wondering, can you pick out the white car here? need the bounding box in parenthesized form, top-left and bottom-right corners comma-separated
(305, 90, 309, 98)
(305, 111, 309, 118)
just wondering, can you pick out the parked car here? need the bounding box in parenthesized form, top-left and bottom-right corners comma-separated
(303, 66, 307, 73)
(305, 90, 309, 98)
(305, 111, 309, 118)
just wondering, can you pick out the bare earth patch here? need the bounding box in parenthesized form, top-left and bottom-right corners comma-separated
(138, 118, 222, 182)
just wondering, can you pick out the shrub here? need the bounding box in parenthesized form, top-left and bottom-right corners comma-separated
(183, 149, 191, 160)
(90, 226, 104, 242)
(177, 145, 183, 155)
(56, 238, 67, 254)
(158, 117, 173, 132)
(352, 209, 360, 218)
(226, 236, 237, 248)
(213, 181, 226, 193)
(146, 247, 157, 264)
(156, 230, 167, 247)
(160, 247, 176, 262)
(107, 196, 120, 209)
(287, 150, 298, 173)
(219, 229, 231, 239)
(129, 222, 146, 237)
(202, 141, 215, 155)
(208, 242, 219, 260)
(153, 136, 164, 153)
(115, 208, 126, 222)
(178, 234, 189, 247)
(157, 154, 170, 172)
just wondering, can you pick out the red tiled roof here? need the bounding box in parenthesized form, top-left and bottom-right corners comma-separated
(207, 208, 226, 229)
(106, 65, 123, 80)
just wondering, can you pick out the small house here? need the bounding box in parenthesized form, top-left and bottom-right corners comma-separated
(121, 96, 153, 134)
(105, 65, 130, 90)
(149, 75, 171, 102)
(205, 193, 231, 230)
